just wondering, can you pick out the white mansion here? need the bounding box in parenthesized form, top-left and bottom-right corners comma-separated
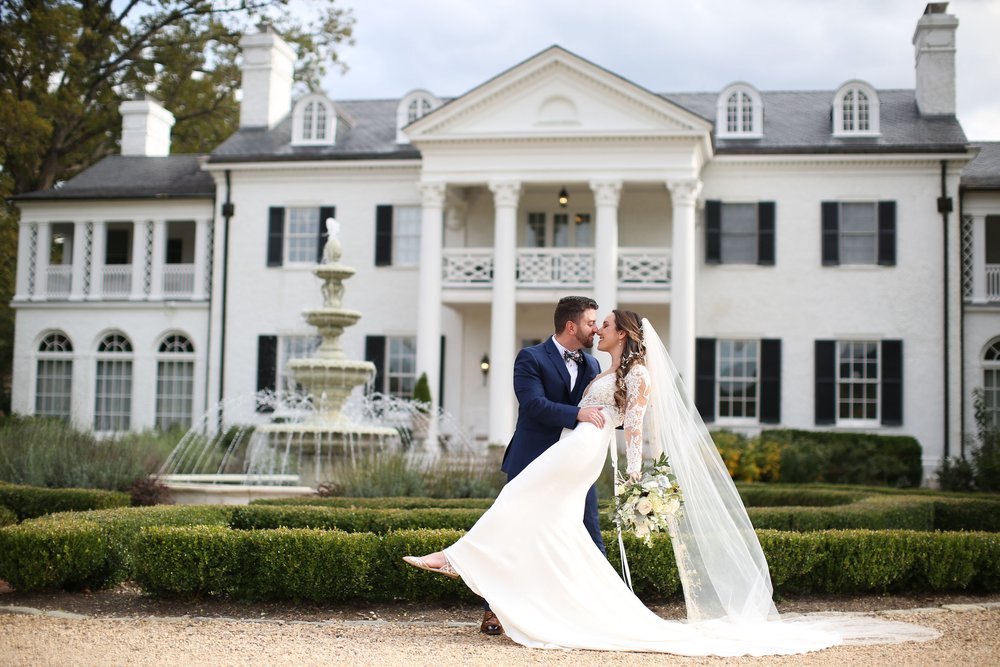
(10, 4, 999, 482)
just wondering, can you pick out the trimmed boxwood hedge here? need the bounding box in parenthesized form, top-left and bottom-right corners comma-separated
(0, 481, 129, 521)
(126, 526, 1000, 602)
(251, 496, 497, 510)
(0, 505, 16, 527)
(0, 517, 107, 591)
(230, 505, 488, 533)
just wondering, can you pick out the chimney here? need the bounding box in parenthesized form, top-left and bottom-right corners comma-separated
(119, 95, 175, 156)
(238, 23, 296, 128)
(912, 2, 958, 116)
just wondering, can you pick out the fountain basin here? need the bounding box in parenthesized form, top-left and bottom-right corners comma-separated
(158, 474, 315, 504)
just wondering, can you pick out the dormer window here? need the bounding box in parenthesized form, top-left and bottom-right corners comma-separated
(396, 89, 442, 143)
(292, 93, 336, 146)
(833, 81, 880, 137)
(716, 83, 763, 138)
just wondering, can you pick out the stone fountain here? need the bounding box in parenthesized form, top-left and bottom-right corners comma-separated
(253, 218, 400, 482)
(158, 218, 401, 503)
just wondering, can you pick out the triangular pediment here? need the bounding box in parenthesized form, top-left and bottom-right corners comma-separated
(405, 46, 712, 142)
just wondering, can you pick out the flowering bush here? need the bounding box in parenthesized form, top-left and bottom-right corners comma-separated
(610, 454, 683, 545)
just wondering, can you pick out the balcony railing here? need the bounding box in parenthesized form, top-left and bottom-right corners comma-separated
(163, 264, 196, 297)
(45, 265, 72, 297)
(442, 247, 672, 288)
(984, 264, 1000, 302)
(101, 265, 132, 298)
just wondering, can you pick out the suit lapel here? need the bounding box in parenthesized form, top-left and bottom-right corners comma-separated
(572, 353, 598, 402)
(543, 338, 573, 395)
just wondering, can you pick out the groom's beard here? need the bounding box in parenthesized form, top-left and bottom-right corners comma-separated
(575, 330, 595, 350)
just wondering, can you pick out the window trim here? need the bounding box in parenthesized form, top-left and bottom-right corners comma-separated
(714, 338, 761, 424)
(35, 331, 74, 421)
(155, 333, 195, 431)
(93, 331, 134, 433)
(384, 335, 417, 399)
(291, 93, 336, 146)
(835, 339, 881, 427)
(283, 207, 320, 267)
(716, 83, 763, 139)
(391, 205, 422, 267)
(396, 89, 442, 144)
(833, 80, 880, 137)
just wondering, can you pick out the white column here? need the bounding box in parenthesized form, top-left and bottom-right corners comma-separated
(149, 219, 167, 300)
(590, 180, 623, 368)
(69, 221, 88, 301)
(488, 180, 521, 444)
(192, 218, 210, 300)
(90, 221, 106, 300)
(33, 221, 51, 301)
(972, 214, 987, 303)
(416, 182, 446, 446)
(129, 221, 148, 300)
(14, 221, 34, 301)
(666, 178, 702, 392)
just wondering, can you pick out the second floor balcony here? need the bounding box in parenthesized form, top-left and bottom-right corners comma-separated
(442, 247, 671, 289)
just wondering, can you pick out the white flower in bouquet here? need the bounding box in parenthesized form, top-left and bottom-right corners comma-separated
(636, 498, 653, 516)
(610, 453, 684, 547)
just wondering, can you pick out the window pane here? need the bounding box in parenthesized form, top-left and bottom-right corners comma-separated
(841, 203, 876, 233)
(553, 214, 569, 248)
(836, 340, 879, 422)
(720, 203, 758, 264)
(526, 213, 546, 247)
(385, 335, 417, 399)
(392, 206, 421, 265)
(574, 214, 592, 247)
(285, 208, 319, 263)
(716, 338, 758, 419)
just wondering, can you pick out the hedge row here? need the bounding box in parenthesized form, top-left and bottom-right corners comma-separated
(0, 505, 17, 527)
(251, 496, 497, 510)
(0, 505, 232, 590)
(129, 526, 1000, 601)
(0, 481, 129, 521)
(231, 505, 487, 533)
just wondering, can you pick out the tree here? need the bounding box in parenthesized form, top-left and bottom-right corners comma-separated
(0, 0, 355, 411)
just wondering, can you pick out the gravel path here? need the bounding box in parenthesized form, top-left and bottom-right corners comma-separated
(2, 603, 998, 667)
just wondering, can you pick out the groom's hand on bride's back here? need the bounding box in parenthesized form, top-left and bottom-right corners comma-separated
(577, 406, 605, 428)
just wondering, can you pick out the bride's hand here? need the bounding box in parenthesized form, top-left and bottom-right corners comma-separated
(628, 471, 641, 483)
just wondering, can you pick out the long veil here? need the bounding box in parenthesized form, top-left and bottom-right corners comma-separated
(639, 318, 940, 645)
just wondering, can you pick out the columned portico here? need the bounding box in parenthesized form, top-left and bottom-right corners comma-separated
(591, 179, 622, 367)
(666, 178, 702, 393)
(416, 182, 446, 443)
(488, 180, 521, 444)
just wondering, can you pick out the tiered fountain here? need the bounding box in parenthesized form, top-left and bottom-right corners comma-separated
(159, 219, 401, 503)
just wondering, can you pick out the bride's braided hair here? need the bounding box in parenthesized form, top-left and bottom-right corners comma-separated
(612, 309, 646, 414)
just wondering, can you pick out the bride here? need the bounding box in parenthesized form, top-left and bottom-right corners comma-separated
(404, 310, 937, 656)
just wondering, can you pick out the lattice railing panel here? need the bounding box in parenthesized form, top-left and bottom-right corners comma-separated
(961, 214, 974, 300)
(442, 250, 493, 285)
(618, 249, 671, 286)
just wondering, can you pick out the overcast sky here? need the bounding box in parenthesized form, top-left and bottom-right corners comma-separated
(317, 0, 1000, 141)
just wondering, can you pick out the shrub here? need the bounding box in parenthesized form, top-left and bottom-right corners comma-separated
(931, 497, 1000, 532)
(373, 529, 475, 601)
(0, 416, 181, 491)
(748, 496, 935, 532)
(0, 481, 129, 521)
(326, 452, 506, 499)
(0, 518, 106, 591)
(127, 477, 172, 506)
(710, 431, 757, 482)
(252, 496, 496, 509)
(0, 505, 16, 527)
(231, 505, 487, 533)
(757, 429, 922, 487)
(938, 388, 1000, 492)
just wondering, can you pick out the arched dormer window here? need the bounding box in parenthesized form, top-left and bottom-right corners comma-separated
(833, 80, 880, 137)
(716, 83, 763, 138)
(396, 89, 442, 144)
(292, 93, 336, 146)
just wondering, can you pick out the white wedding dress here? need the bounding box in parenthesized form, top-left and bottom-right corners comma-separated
(443, 365, 938, 656)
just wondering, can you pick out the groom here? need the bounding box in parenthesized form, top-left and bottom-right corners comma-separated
(481, 295, 608, 635)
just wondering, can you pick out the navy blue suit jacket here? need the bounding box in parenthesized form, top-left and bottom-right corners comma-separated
(501, 338, 601, 477)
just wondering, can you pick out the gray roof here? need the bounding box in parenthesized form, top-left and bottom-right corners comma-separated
(15, 155, 215, 201)
(962, 143, 1000, 190)
(663, 90, 967, 154)
(207, 88, 967, 165)
(210, 99, 421, 163)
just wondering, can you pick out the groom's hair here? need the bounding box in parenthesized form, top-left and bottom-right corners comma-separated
(553, 296, 598, 333)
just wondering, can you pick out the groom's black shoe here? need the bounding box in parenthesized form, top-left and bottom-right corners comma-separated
(480, 610, 503, 635)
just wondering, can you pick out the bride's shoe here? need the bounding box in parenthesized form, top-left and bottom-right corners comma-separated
(402, 554, 460, 579)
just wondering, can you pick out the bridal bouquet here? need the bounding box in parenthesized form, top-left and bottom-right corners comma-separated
(611, 453, 683, 546)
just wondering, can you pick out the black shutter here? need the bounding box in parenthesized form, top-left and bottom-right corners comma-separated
(438, 335, 446, 409)
(365, 335, 386, 394)
(267, 207, 284, 267)
(695, 338, 716, 422)
(256, 335, 278, 412)
(821, 202, 839, 266)
(758, 202, 775, 266)
(317, 206, 335, 263)
(375, 205, 393, 266)
(759, 339, 781, 423)
(705, 200, 721, 264)
(878, 201, 897, 266)
(814, 340, 836, 425)
(881, 339, 903, 426)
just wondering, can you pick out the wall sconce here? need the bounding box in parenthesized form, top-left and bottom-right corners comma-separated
(480, 353, 490, 385)
(52, 234, 65, 245)
(558, 187, 569, 208)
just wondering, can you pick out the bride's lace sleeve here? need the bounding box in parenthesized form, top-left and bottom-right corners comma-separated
(624, 365, 651, 475)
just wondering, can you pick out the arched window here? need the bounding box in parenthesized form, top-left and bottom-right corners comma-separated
(833, 81, 880, 136)
(94, 332, 133, 432)
(156, 333, 195, 431)
(396, 90, 442, 143)
(292, 94, 336, 146)
(983, 339, 1000, 426)
(716, 84, 763, 138)
(36, 332, 73, 420)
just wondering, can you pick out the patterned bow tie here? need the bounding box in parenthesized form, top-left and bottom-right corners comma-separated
(564, 350, 584, 366)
